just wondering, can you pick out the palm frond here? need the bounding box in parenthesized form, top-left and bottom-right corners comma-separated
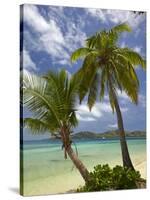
(70, 23, 145, 113)
(71, 48, 92, 62)
(23, 70, 79, 135)
(109, 59, 123, 91)
(114, 63, 139, 104)
(43, 70, 67, 119)
(86, 23, 131, 50)
(86, 35, 97, 49)
(99, 68, 107, 101)
(23, 71, 61, 125)
(108, 88, 115, 113)
(128, 62, 139, 87)
(68, 111, 78, 128)
(111, 23, 131, 33)
(88, 73, 99, 111)
(78, 59, 98, 103)
(116, 48, 146, 69)
(24, 118, 51, 134)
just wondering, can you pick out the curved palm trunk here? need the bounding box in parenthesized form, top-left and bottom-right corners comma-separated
(108, 77, 135, 170)
(113, 91, 135, 170)
(60, 127, 90, 183)
(66, 145, 90, 183)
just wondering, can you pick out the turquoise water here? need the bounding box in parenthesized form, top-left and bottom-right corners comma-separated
(21, 138, 146, 196)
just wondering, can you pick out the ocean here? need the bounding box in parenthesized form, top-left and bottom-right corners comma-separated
(21, 138, 146, 196)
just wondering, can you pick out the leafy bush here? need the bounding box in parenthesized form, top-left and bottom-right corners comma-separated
(77, 164, 142, 192)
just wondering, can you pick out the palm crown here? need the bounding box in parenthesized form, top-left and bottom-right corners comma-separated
(71, 23, 146, 111)
(23, 69, 79, 136)
(23, 69, 91, 180)
(71, 23, 146, 169)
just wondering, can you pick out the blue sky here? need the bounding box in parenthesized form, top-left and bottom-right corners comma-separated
(21, 4, 146, 140)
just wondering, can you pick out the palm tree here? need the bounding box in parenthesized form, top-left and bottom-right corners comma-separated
(23, 69, 90, 182)
(71, 23, 146, 170)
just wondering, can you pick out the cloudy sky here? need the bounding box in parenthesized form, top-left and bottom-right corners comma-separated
(21, 4, 146, 140)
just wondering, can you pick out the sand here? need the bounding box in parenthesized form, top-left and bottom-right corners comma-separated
(22, 139, 146, 196)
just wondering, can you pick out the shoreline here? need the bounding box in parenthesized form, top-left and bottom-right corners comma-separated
(23, 139, 146, 196)
(65, 159, 147, 194)
(23, 158, 146, 196)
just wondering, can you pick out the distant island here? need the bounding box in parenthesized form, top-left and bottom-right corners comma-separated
(23, 130, 146, 143)
(50, 130, 146, 140)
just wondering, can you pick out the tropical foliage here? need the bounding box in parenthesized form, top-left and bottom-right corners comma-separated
(71, 23, 145, 109)
(23, 70, 78, 136)
(23, 69, 90, 182)
(77, 164, 143, 192)
(71, 23, 146, 169)
(22, 22, 146, 190)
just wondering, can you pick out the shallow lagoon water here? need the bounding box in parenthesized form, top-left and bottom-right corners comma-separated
(21, 138, 146, 196)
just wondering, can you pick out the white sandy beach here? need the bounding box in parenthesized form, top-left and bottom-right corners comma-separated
(23, 139, 146, 196)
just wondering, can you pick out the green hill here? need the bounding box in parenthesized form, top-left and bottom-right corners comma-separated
(71, 130, 146, 139)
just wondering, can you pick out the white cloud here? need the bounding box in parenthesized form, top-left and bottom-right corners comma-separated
(24, 5, 68, 58)
(64, 21, 86, 52)
(76, 101, 128, 122)
(22, 49, 36, 71)
(108, 123, 117, 128)
(116, 90, 130, 109)
(86, 8, 107, 23)
(132, 46, 142, 54)
(24, 5, 50, 33)
(23, 5, 145, 67)
(104, 93, 129, 105)
(39, 24, 69, 60)
(76, 102, 103, 122)
(23, 5, 87, 66)
(23, 31, 41, 52)
(116, 90, 146, 110)
(99, 103, 112, 113)
(117, 89, 146, 110)
(23, 5, 68, 63)
(86, 8, 145, 29)
(76, 113, 96, 122)
(117, 90, 129, 100)
(55, 59, 69, 65)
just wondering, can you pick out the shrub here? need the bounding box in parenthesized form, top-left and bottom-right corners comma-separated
(77, 164, 142, 192)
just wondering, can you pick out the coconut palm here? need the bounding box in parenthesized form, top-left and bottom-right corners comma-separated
(23, 69, 90, 182)
(71, 23, 146, 170)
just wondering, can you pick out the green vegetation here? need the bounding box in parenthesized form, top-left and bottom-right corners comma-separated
(22, 22, 146, 192)
(71, 131, 146, 139)
(77, 164, 145, 192)
(23, 69, 90, 182)
(71, 23, 146, 169)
